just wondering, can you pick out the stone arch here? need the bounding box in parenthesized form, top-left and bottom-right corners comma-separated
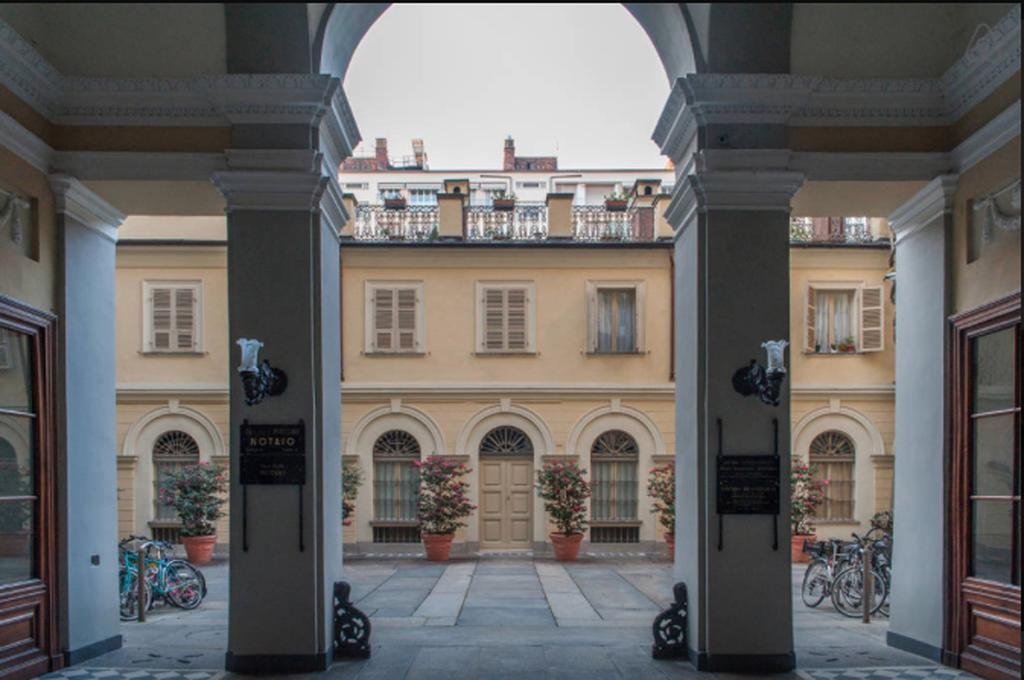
(345, 403, 445, 458)
(455, 402, 554, 458)
(121, 403, 225, 533)
(792, 404, 886, 530)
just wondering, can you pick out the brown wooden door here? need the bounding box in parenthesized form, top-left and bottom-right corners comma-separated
(0, 298, 59, 679)
(479, 458, 532, 549)
(948, 294, 1021, 679)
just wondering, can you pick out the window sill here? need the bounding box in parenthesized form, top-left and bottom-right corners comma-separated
(140, 351, 206, 357)
(804, 351, 865, 356)
(586, 350, 646, 356)
(362, 351, 427, 357)
(472, 351, 537, 357)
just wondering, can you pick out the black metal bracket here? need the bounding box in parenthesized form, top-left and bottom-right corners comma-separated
(333, 581, 371, 659)
(652, 582, 688, 659)
(240, 359, 288, 406)
(732, 359, 785, 407)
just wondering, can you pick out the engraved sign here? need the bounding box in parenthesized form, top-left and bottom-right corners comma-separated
(240, 423, 305, 485)
(716, 455, 779, 515)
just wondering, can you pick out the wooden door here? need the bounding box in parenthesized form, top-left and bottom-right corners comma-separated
(479, 458, 532, 549)
(948, 293, 1021, 679)
(0, 298, 59, 679)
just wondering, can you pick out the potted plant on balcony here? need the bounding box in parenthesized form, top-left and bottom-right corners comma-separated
(0, 463, 31, 556)
(536, 461, 591, 561)
(647, 464, 675, 561)
(604, 187, 629, 212)
(383, 191, 406, 210)
(416, 456, 475, 561)
(159, 462, 227, 565)
(791, 456, 827, 563)
(491, 189, 517, 211)
(342, 462, 363, 527)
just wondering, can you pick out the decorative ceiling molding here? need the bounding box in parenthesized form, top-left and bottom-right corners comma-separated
(942, 5, 1022, 122)
(949, 100, 1021, 174)
(48, 173, 126, 242)
(888, 174, 959, 244)
(0, 111, 54, 172)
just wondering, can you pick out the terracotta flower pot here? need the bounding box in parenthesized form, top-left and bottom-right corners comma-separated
(604, 199, 628, 212)
(665, 531, 675, 562)
(550, 532, 583, 561)
(791, 534, 815, 563)
(182, 534, 217, 565)
(422, 532, 454, 562)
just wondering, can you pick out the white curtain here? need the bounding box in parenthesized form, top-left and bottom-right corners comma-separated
(816, 291, 854, 351)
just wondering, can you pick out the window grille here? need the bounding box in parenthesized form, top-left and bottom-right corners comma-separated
(152, 431, 200, 522)
(479, 426, 534, 457)
(809, 430, 855, 521)
(591, 431, 639, 521)
(372, 430, 420, 521)
(590, 526, 640, 544)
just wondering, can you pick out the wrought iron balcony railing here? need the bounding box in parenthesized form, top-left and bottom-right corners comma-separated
(354, 205, 439, 241)
(790, 217, 883, 244)
(465, 203, 548, 241)
(572, 206, 641, 241)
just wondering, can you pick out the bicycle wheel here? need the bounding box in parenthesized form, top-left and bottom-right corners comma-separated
(801, 560, 829, 608)
(830, 565, 887, 618)
(164, 560, 205, 610)
(119, 568, 152, 621)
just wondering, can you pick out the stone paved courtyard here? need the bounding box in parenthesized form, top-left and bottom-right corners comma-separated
(47, 556, 976, 679)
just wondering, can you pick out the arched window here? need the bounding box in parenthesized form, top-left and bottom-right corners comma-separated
(152, 431, 200, 522)
(591, 430, 639, 524)
(479, 426, 533, 456)
(372, 430, 420, 523)
(809, 430, 855, 521)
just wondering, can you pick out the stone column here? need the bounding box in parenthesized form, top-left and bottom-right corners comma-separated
(49, 175, 125, 663)
(885, 175, 957, 662)
(665, 164, 803, 672)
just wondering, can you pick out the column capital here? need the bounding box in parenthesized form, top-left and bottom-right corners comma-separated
(664, 166, 805, 235)
(888, 174, 958, 245)
(48, 173, 125, 242)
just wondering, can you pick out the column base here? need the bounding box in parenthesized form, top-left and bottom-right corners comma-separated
(886, 631, 944, 663)
(64, 635, 123, 666)
(225, 651, 329, 674)
(689, 648, 796, 673)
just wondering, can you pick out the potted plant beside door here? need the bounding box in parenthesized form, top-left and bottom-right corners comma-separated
(536, 461, 592, 561)
(790, 456, 827, 563)
(159, 462, 227, 565)
(415, 456, 476, 561)
(647, 464, 676, 561)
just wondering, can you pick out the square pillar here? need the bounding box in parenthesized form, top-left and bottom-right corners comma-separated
(667, 168, 803, 672)
(885, 175, 957, 661)
(213, 156, 346, 674)
(49, 175, 125, 663)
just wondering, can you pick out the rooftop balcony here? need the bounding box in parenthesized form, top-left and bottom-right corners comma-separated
(790, 217, 891, 246)
(346, 184, 671, 244)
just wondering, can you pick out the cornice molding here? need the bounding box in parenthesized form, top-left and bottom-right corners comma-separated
(340, 383, 675, 399)
(51, 151, 227, 180)
(0, 111, 53, 172)
(791, 384, 895, 398)
(210, 169, 328, 213)
(48, 174, 125, 241)
(941, 5, 1022, 122)
(888, 174, 959, 244)
(116, 384, 229, 403)
(949, 100, 1021, 174)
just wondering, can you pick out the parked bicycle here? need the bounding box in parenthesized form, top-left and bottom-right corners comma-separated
(829, 530, 890, 618)
(800, 537, 857, 608)
(118, 535, 207, 621)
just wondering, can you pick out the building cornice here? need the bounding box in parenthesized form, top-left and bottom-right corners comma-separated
(791, 384, 895, 399)
(340, 383, 676, 399)
(48, 174, 125, 241)
(0, 111, 54, 172)
(211, 169, 328, 213)
(116, 384, 229, 403)
(949, 100, 1021, 174)
(888, 175, 959, 244)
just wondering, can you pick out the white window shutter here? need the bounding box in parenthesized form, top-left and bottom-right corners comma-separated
(859, 285, 884, 352)
(151, 288, 173, 350)
(506, 288, 527, 350)
(174, 288, 196, 350)
(396, 288, 417, 351)
(373, 288, 395, 351)
(483, 288, 505, 351)
(804, 285, 817, 352)
(586, 286, 598, 353)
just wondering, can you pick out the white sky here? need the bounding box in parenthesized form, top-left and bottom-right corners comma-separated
(343, 3, 670, 170)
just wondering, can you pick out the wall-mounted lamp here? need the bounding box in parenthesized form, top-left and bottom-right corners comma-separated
(732, 340, 788, 407)
(237, 338, 287, 406)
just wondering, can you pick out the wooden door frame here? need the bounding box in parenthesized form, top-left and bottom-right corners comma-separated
(945, 290, 1021, 673)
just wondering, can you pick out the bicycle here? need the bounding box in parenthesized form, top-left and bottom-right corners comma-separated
(118, 536, 206, 619)
(800, 538, 857, 608)
(829, 532, 889, 618)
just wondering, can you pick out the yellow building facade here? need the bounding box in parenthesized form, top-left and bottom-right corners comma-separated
(111, 187, 897, 552)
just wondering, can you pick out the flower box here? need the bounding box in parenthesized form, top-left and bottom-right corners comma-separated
(604, 199, 628, 212)
(384, 197, 407, 210)
(492, 198, 516, 211)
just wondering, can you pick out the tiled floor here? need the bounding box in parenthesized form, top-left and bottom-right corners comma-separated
(46, 556, 975, 679)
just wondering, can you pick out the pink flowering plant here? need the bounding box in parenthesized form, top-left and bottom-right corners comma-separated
(415, 456, 476, 535)
(791, 456, 827, 535)
(646, 464, 675, 534)
(158, 462, 228, 537)
(535, 461, 592, 535)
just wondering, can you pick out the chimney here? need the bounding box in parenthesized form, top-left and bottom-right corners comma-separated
(412, 138, 426, 169)
(503, 136, 515, 171)
(375, 138, 388, 169)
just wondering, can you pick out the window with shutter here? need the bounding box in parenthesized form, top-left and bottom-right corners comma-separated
(477, 283, 534, 353)
(805, 285, 817, 353)
(144, 282, 201, 353)
(586, 281, 644, 354)
(859, 285, 885, 352)
(367, 283, 423, 354)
